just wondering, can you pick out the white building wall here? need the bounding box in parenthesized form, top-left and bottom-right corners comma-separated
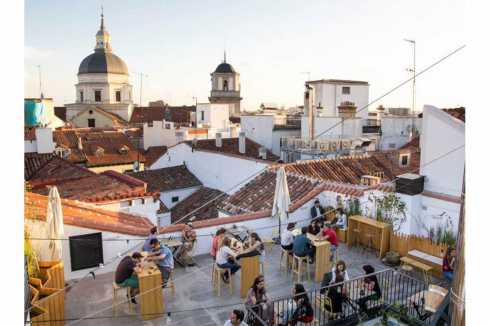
(311, 83, 369, 120)
(420, 105, 465, 197)
(196, 103, 231, 130)
(150, 143, 270, 194)
(301, 116, 363, 140)
(241, 115, 274, 150)
(271, 129, 301, 156)
(160, 186, 201, 209)
(25, 140, 37, 153)
(143, 120, 182, 150)
(380, 116, 422, 151)
(98, 197, 160, 225)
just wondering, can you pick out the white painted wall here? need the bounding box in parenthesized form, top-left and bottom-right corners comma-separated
(143, 120, 181, 150)
(160, 186, 201, 209)
(241, 115, 275, 150)
(309, 82, 369, 120)
(271, 129, 301, 156)
(150, 143, 270, 194)
(35, 128, 55, 154)
(380, 116, 422, 150)
(301, 116, 363, 140)
(98, 197, 160, 225)
(196, 103, 231, 130)
(420, 105, 465, 197)
(25, 140, 37, 153)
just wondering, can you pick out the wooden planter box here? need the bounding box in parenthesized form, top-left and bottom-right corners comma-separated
(28, 260, 65, 326)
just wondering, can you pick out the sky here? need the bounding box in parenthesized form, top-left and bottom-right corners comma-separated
(24, 0, 465, 111)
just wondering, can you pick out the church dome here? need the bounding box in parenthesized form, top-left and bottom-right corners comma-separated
(214, 62, 236, 74)
(78, 50, 128, 75)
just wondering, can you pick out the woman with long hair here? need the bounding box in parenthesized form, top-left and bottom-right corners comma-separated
(210, 228, 226, 260)
(245, 275, 274, 325)
(442, 247, 456, 281)
(331, 260, 349, 284)
(236, 232, 264, 260)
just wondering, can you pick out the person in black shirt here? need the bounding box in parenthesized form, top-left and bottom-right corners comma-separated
(310, 199, 326, 220)
(307, 219, 322, 236)
(356, 265, 382, 314)
(115, 252, 143, 303)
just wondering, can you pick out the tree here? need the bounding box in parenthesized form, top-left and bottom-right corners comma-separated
(375, 193, 407, 232)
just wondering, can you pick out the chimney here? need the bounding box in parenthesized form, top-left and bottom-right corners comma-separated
(258, 147, 267, 160)
(239, 132, 246, 154)
(35, 127, 55, 154)
(215, 132, 222, 147)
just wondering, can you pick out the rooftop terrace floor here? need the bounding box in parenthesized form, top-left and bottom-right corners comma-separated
(64, 243, 444, 326)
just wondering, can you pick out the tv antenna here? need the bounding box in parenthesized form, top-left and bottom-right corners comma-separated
(37, 65, 44, 99)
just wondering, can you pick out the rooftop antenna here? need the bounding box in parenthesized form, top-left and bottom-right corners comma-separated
(404, 38, 416, 140)
(135, 72, 148, 106)
(37, 65, 44, 99)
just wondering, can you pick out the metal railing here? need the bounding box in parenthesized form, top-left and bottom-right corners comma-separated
(245, 268, 441, 326)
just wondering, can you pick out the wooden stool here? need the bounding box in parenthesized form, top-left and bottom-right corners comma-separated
(212, 264, 233, 296)
(280, 248, 293, 272)
(365, 233, 375, 251)
(292, 255, 311, 282)
(112, 282, 134, 316)
(352, 228, 362, 248)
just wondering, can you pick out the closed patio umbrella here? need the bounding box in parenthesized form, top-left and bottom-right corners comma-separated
(46, 186, 64, 261)
(272, 167, 291, 240)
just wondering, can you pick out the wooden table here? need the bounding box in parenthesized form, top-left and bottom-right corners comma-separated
(400, 256, 433, 285)
(137, 256, 164, 320)
(307, 233, 332, 283)
(240, 256, 261, 298)
(347, 215, 391, 258)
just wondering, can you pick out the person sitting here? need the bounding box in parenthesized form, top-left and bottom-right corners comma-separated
(281, 223, 296, 251)
(356, 265, 382, 315)
(115, 252, 143, 304)
(326, 273, 345, 316)
(142, 226, 158, 252)
(442, 247, 456, 282)
(320, 222, 338, 262)
(236, 232, 264, 260)
(216, 237, 241, 283)
(278, 283, 313, 326)
(224, 309, 248, 326)
(177, 222, 197, 266)
(147, 238, 174, 287)
(211, 228, 227, 261)
(293, 227, 315, 263)
(331, 260, 350, 284)
(245, 275, 274, 325)
(310, 199, 325, 221)
(307, 219, 322, 236)
(335, 208, 347, 230)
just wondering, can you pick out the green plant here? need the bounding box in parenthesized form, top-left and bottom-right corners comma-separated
(24, 226, 40, 278)
(375, 194, 407, 232)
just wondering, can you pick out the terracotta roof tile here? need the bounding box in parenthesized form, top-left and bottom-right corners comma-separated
(142, 146, 168, 167)
(129, 106, 195, 126)
(185, 138, 279, 162)
(24, 153, 56, 180)
(25, 192, 154, 236)
(126, 165, 201, 192)
(442, 107, 465, 123)
(170, 187, 228, 224)
(25, 127, 36, 141)
(54, 107, 67, 122)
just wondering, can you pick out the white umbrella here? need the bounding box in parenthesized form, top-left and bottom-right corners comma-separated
(46, 186, 64, 261)
(272, 167, 291, 239)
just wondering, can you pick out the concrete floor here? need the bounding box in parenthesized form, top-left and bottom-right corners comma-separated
(64, 244, 408, 326)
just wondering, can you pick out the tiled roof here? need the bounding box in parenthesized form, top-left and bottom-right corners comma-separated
(218, 170, 321, 215)
(53, 128, 144, 167)
(54, 107, 67, 122)
(25, 192, 154, 236)
(170, 187, 228, 224)
(142, 146, 168, 167)
(399, 137, 420, 151)
(185, 138, 279, 162)
(25, 127, 36, 141)
(24, 153, 56, 180)
(26, 155, 155, 203)
(442, 107, 465, 123)
(157, 199, 170, 214)
(129, 106, 195, 126)
(126, 165, 201, 193)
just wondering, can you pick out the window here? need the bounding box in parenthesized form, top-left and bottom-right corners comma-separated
(171, 196, 179, 203)
(165, 123, 171, 129)
(201, 111, 205, 121)
(342, 86, 350, 95)
(80, 91, 84, 102)
(223, 79, 229, 91)
(115, 90, 121, 102)
(89, 110, 93, 115)
(94, 90, 101, 102)
(69, 233, 103, 271)
(87, 119, 95, 128)
(400, 154, 410, 167)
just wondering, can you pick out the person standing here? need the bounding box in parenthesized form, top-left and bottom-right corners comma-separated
(142, 226, 158, 252)
(147, 238, 174, 287)
(310, 199, 325, 221)
(320, 222, 338, 262)
(115, 252, 143, 304)
(177, 222, 197, 266)
(224, 309, 248, 326)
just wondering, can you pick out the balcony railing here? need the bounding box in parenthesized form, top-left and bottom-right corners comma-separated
(210, 90, 241, 98)
(246, 268, 443, 326)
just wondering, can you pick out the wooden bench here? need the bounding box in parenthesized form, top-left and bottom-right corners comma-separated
(400, 256, 433, 285)
(407, 250, 443, 278)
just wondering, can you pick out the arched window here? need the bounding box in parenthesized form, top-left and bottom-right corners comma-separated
(223, 79, 229, 91)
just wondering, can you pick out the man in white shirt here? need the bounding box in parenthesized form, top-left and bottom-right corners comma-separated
(223, 309, 248, 326)
(281, 222, 296, 251)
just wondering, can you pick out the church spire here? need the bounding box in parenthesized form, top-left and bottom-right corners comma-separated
(95, 6, 112, 52)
